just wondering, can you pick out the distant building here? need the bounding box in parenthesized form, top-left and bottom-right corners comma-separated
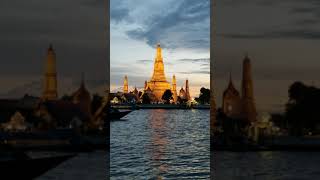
(43, 44, 58, 100)
(171, 75, 178, 103)
(222, 73, 241, 118)
(185, 79, 191, 101)
(178, 79, 191, 102)
(123, 75, 129, 93)
(72, 74, 91, 117)
(179, 87, 186, 100)
(221, 54, 257, 122)
(121, 44, 192, 104)
(241, 54, 257, 122)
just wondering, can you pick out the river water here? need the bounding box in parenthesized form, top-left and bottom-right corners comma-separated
(110, 109, 210, 179)
(37, 151, 107, 180)
(213, 151, 320, 180)
(38, 109, 320, 179)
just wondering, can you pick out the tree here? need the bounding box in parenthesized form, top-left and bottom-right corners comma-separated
(285, 81, 320, 135)
(198, 87, 210, 104)
(162, 89, 173, 104)
(142, 93, 151, 104)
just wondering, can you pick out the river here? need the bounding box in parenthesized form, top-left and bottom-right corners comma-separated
(110, 109, 210, 179)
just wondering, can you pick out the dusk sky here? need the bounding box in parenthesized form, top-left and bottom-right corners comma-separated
(110, 0, 210, 98)
(1, 0, 319, 111)
(0, 0, 106, 98)
(215, 0, 320, 112)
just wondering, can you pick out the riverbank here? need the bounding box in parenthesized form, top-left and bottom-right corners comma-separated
(112, 104, 210, 110)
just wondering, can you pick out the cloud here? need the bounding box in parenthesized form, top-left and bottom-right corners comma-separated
(177, 58, 210, 63)
(110, 7, 130, 23)
(0, 0, 106, 95)
(136, 59, 153, 64)
(177, 70, 210, 75)
(124, 0, 210, 50)
(219, 29, 320, 40)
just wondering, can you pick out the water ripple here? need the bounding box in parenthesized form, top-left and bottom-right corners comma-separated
(111, 109, 210, 179)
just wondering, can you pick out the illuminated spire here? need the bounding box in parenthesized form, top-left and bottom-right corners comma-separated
(123, 75, 128, 93)
(156, 43, 162, 59)
(43, 44, 58, 100)
(172, 74, 177, 103)
(151, 43, 167, 82)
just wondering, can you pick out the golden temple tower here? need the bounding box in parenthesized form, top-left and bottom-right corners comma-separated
(123, 75, 128, 93)
(241, 54, 257, 122)
(185, 79, 191, 101)
(43, 44, 58, 100)
(171, 75, 178, 103)
(147, 44, 171, 101)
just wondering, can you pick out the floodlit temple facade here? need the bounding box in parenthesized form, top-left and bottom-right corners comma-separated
(121, 44, 191, 103)
(146, 44, 171, 101)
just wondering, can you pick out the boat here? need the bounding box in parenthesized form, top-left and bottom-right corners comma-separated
(109, 108, 132, 120)
(0, 148, 75, 179)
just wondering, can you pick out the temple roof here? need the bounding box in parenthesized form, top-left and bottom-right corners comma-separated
(223, 73, 240, 97)
(72, 75, 91, 101)
(133, 87, 138, 94)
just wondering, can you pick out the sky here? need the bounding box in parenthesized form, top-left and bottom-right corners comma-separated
(1, 0, 318, 112)
(110, 0, 210, 98)
(215, 0, 320, 112)
(0, 0, 107, 98)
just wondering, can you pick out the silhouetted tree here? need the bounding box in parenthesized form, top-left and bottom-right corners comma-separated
(162, 89, 173, 104)
(142, 93, 151, 104)
(285, 81, 320, 135)
(198, 87, 210, 104)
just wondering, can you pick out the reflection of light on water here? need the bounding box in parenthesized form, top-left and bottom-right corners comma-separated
(110, 109, 210, 179)
(149, 110, 170, 178)
(258, 151, 274, 160)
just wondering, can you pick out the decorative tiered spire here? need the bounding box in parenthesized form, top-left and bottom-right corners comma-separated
(151, 43, 167, 82)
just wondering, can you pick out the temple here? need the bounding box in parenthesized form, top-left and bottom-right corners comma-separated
(222, 73, 241, 118)
(43, 44, 58, 100)
(146, 44, 171, 101)
(221, 54, 257, 121)
(72, 74, 91, 116)
(115, 43, 191, 104)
